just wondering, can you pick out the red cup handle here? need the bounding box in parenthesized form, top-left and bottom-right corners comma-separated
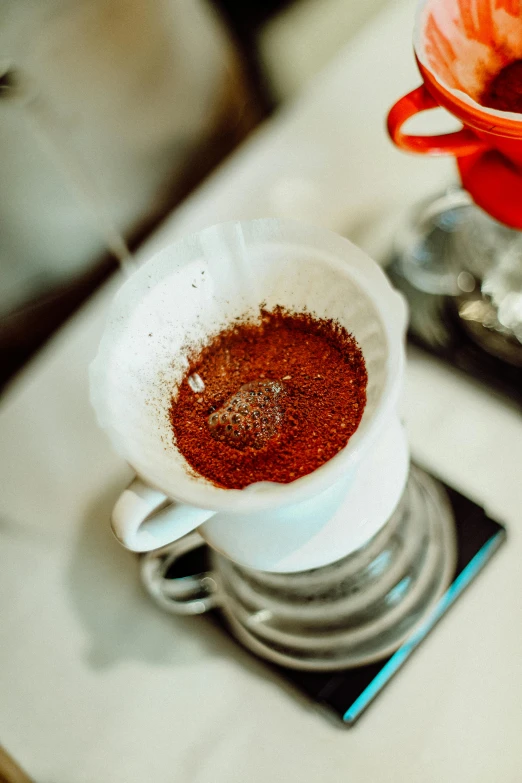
(387, 84, 486, 156)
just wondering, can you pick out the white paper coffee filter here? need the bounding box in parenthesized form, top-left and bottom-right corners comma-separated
(90, 219, 406, 513)
(415, 0, 522, 120)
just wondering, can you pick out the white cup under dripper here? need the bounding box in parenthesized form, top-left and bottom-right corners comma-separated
(90, 219, 409, 573)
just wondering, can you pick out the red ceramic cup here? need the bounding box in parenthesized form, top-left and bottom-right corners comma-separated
(387, 0, 522, 229)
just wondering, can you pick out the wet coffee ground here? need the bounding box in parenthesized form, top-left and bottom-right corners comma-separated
(170, 307, 367, 489)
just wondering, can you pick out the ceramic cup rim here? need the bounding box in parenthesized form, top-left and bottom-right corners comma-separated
(414, 0, 522, 138)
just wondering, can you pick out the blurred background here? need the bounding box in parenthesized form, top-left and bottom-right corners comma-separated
(0, 0, 389, 392)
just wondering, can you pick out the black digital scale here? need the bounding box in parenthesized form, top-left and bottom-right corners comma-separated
(164, 473, 506, 726)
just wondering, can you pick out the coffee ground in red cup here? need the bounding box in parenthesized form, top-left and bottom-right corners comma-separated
(480, 59, 522, 113)
(170, 307, 367, 490)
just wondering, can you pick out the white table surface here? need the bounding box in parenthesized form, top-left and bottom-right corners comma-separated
(2, 1, 522, 780)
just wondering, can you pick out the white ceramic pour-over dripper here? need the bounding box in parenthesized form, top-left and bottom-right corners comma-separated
(90, 219, 408, 572)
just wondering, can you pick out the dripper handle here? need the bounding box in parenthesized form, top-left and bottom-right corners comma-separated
(111, 477, 215, 552)
(387, 85, 486, 156)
